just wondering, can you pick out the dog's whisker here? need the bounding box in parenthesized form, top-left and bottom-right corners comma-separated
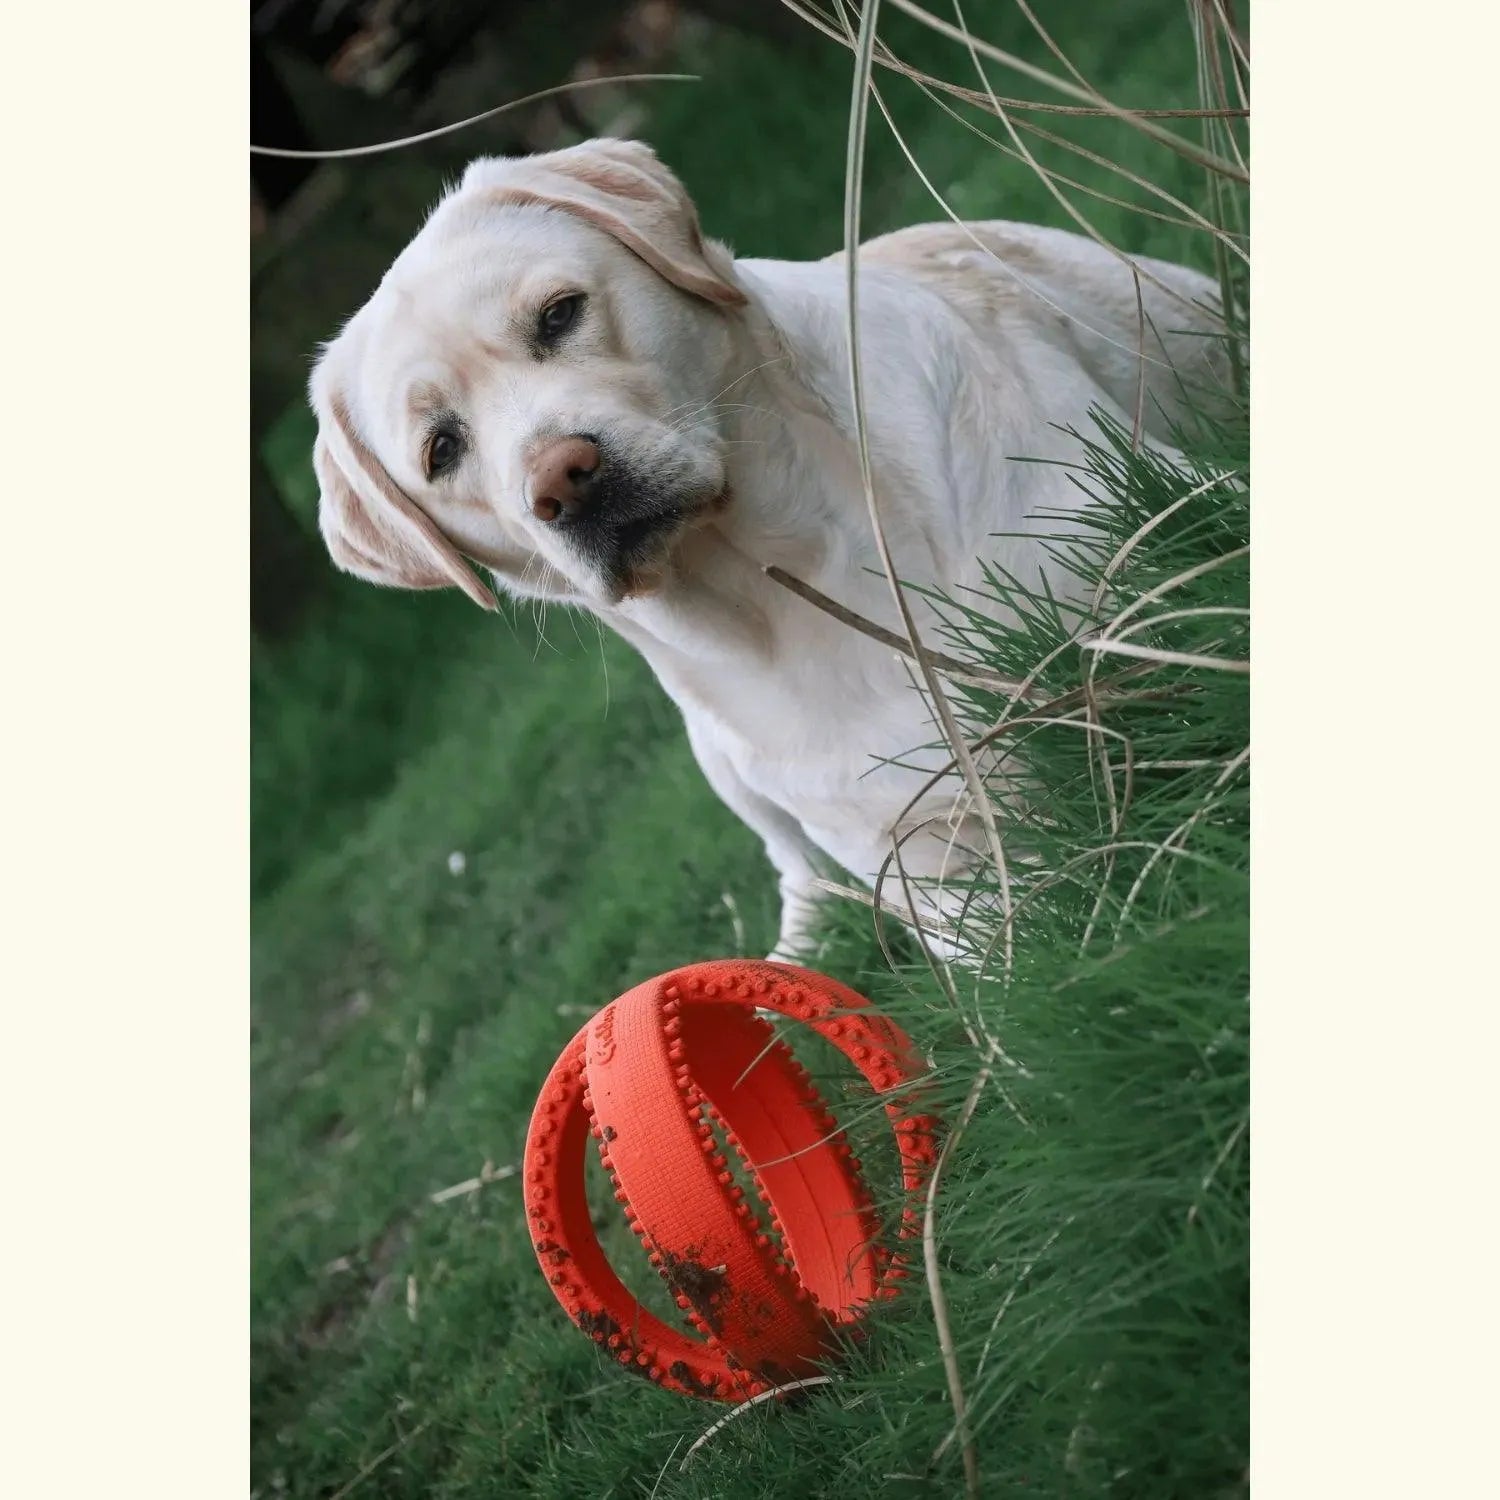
(664, 403, 782, 444)
(660, 356, 791, 424)
(592, 611, 612, 718)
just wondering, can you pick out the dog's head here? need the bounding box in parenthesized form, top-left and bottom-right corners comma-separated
(309, 139, 747, 610)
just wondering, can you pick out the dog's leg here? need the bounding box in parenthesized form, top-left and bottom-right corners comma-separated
(766, 874, 826, 966)
(685, 728, 824, 963)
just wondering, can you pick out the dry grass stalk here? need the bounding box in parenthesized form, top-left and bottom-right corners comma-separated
(765, 564, 1036, 696)
(782, 1, 1246, 120)
(678, 1378, 837, 1470)
(326, 1420, 432, 1500)
(948, 0, 1215, 323)
(886, 0, 1246, 180)
(429, 1159, 519, 1205)
(250, 74, 699, 160)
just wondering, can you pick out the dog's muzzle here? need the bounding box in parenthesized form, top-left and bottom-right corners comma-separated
(528, 433, 718, 598)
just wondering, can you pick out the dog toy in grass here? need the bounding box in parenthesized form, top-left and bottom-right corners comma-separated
(523, 959, 937, 1403)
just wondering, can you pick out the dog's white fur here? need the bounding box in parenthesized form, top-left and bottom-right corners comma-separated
(310, 138, 1224, 958)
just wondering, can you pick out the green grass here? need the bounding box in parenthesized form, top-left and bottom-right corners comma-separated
(252, 6, 1245, 1496)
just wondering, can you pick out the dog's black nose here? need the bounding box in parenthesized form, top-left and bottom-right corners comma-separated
(528, 435, 601, 523)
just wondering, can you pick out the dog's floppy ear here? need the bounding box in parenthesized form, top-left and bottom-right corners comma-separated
(309, 369, 497, 612)
(461, 139, 747, 309)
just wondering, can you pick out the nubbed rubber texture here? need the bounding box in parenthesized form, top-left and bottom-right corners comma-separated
(524, 960, 938, 1402)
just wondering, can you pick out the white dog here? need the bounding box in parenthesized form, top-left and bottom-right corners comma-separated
(309, 138, 1224, 958)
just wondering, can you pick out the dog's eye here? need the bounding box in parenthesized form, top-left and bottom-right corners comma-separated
(425, 426, 463, 480)
(537, 294, 584, 344)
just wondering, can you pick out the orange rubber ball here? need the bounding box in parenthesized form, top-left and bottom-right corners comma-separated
(524, 960, 937, 1403)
